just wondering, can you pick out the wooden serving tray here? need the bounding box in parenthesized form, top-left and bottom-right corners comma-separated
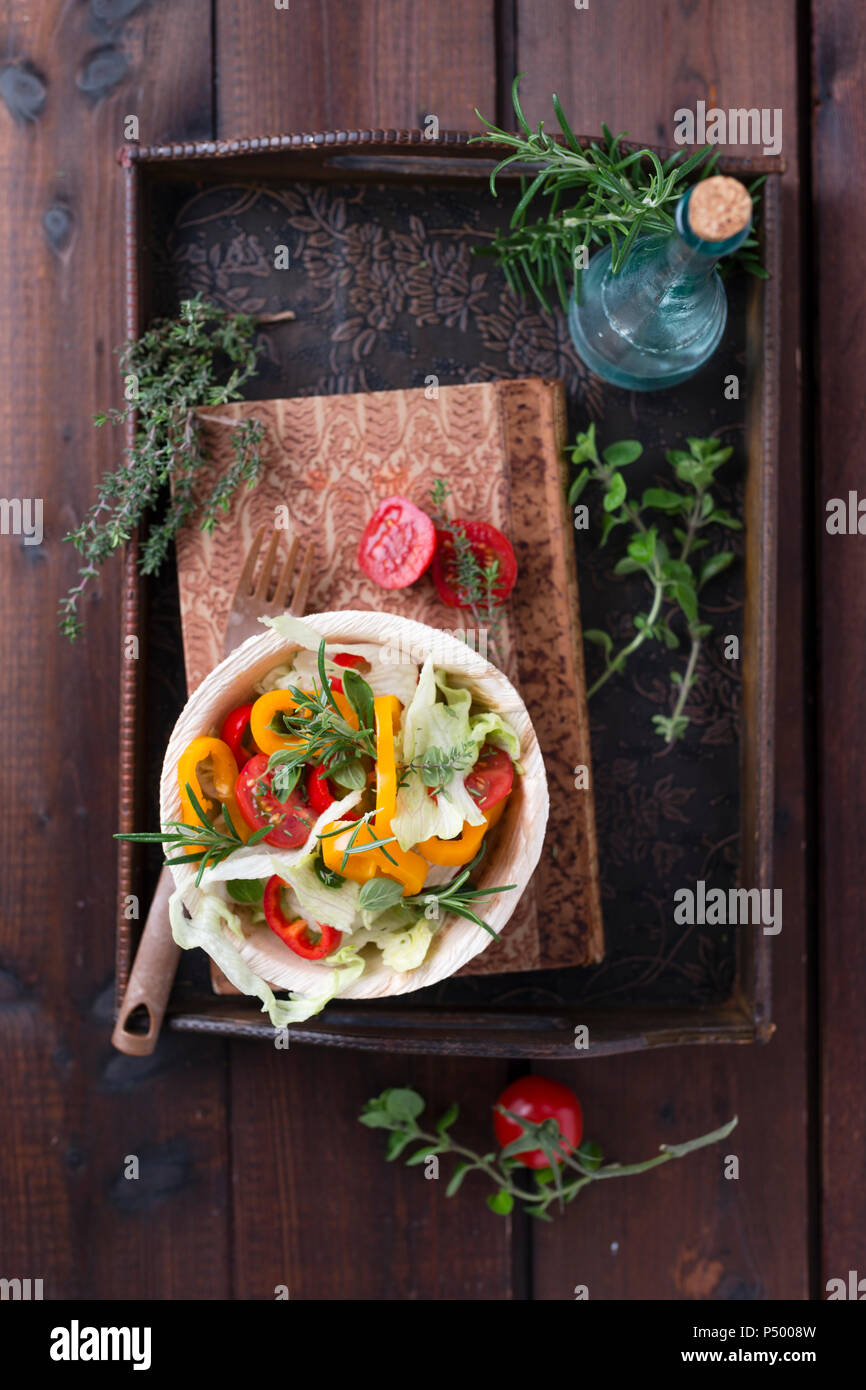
(115, 130, 780, 1057)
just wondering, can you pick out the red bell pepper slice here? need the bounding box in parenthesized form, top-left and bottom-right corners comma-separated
(220, 702, 258, 766)
(263, 876, 342, 961)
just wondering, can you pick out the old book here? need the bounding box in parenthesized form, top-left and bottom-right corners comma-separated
(174, 378, 602, 977)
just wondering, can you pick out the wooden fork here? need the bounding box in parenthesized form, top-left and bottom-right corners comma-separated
(111, 530, 315, 1056)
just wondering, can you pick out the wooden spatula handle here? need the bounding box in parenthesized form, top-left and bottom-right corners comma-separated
(111, 867, 180, 1056)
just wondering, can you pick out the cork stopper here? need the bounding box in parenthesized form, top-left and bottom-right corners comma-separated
(688, 176, 752, 241)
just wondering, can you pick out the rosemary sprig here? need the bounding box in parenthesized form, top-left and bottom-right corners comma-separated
(430, 479, 504, 660)
(571, 426, 740, 742)
(403, 845, 515, 939)
(316, 809, 400, 872)
(115, 782, 269, 888)
(60, 294, 267, 641)
(470, 77, 766, 313)
(266, 642, 377, 784)
(360, 1087, 738, 1220)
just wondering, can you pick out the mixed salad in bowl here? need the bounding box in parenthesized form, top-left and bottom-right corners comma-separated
(135, 615, 540, 1027)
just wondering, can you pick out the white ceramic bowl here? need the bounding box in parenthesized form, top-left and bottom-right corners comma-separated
(160, 610, 549, 1001)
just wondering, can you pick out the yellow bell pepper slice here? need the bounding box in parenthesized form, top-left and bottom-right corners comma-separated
(319, 695, 428, 897)
(417, 792, 508, 866)
(250, 690, 304, 757)
(373, 695, 401, 834)
(177, 736, 248, 841)
(250, 687, 360, 756)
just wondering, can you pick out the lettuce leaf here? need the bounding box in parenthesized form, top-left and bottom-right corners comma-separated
(168, 888, 365, 1026)
(380, 920, 434, 972)
(259, 616, 420, 706)
(391, 656, 520, 850)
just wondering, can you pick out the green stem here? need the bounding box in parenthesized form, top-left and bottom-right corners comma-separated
(666, 634, 701, 743)
(586, 561, 663, 700)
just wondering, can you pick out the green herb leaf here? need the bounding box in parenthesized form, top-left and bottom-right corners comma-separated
(486, 1190, 515, 1216)
(602, 440, 643, 468)
(384, 1088, 425, 1122)
(314, 857, 346, 889)
(225, 879, 265, 905)
(330, 758, 367, 791)
(568, 467, 591, 505)
(642, 487, 688, 513)
(358, 877, 405, 914)
(699, 552, 735, 587)
(604, 472, 627, 511)
(436, 1103, 459, 1134)
(341, 666, 376, 734)
(584, 629, 613, 657)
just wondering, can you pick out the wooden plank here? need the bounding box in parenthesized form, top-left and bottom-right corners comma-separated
(813, 0, 866, 1289)
(0, 0, 229, 1297)
(215, 0, 496, 134)
(230, 1048, 522, 1299)
(215, 0, 515, 1300)
(515, 0, 809, 1298)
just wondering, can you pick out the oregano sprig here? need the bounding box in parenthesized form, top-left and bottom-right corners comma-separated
(360, 1087, 738, 1221)
(60, 294, 268, 641)
(571, 426, 741, 743)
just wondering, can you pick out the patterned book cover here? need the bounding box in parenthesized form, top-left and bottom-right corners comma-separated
(173, 379, 602, 977)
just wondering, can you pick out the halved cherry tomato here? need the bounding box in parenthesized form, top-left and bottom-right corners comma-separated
(220, 703, 258, 766)
(493, 1076, 584, 1170)
(306, 763, 336, 814)
(432, 520, 518, 608)
(465, 744, 514, 811)
(263, 876, 342, 960)
(358, 495, 436, 590)
(235, 754, 315, 849)
(330, 651, 366, 694)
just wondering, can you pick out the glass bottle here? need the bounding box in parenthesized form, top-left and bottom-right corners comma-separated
(567, 176, 752, 392)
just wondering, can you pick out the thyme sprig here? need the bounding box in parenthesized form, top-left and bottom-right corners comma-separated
(471, 77, 766, 314)
(60, 294, 267, 641)
(399, 742, 475, 797)
(115, 782, 268, 888)
(360, 1087, 738, 1220)
(430, 479, 504, 661)
(571, 426, 741, 743)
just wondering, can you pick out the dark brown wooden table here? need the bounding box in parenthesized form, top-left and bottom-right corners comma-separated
(0, 0, 858, 1300)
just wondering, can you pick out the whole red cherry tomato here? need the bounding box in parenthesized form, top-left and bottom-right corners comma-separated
(263, 875, 342, 960)
(235, 754, 315, 849)
(493, 1076, 583, 1169)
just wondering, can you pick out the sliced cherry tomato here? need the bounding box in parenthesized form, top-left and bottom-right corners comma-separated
(263, 876, 342, 960)
(330, 651, 366, 695)
(220, 702, 258, 766)
(306, 763, 336, 814)
(235, 754, 315, 849)
(465, 744, 514, 812)
(493, 1076, 583, 1170)
(358, 495, 436, 590)
(432, 520, 518, 608)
